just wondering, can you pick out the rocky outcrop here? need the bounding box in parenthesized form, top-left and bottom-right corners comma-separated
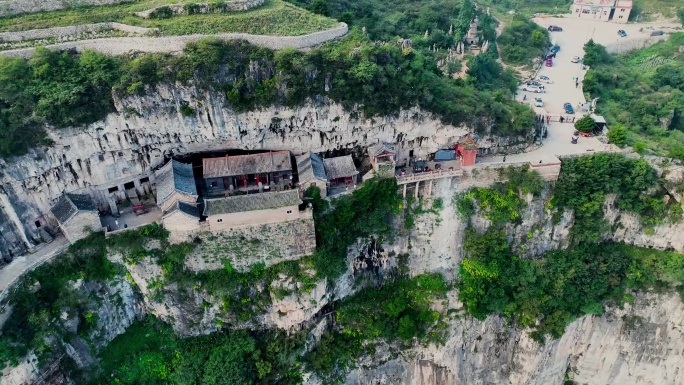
(342, 291, 684, 385)
(0, 84, 528, 260)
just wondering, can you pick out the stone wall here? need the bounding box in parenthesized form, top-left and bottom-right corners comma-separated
(135, 0, 264, 19)
(0, 0, 128, 17)
(0, 23, 155, 43)
(0, 22, 349, 58)
(184, 217, 316, 271)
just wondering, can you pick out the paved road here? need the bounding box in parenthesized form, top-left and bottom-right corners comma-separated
(0, 236, 69, 300)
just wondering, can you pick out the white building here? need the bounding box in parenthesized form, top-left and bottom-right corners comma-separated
(614, 0, 633, 23)
(571, 0, 614, 22)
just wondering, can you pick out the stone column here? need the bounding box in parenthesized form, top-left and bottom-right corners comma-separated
(428, 180, 433, 196)
(415, 181, 420, 199)
(403, 184, 407, 199)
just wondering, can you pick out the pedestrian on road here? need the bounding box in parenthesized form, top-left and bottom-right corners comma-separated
(560, 116, 565, 123)
(503, 156, 506, 162)
(115, 219, 119, 229)
(575, 81, 578, 88)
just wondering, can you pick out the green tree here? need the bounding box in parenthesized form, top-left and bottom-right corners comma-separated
(678, 9, 684, 26)
(583, 39, 611, 67)
(309, 0, 330, 16)
(607, 124, 628, 146)
(574, 115, 596, 133)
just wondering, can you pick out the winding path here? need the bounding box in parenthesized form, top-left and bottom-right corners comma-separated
(0, 22, 348, 58)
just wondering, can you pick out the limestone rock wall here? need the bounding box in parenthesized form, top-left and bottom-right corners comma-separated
(0, 83, 526, 258)
(341, 292, 684, 385)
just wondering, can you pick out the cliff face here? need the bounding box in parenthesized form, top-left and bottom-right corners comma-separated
(342, 291, 684, 385)
(334, 176, 684, 385)
(0, 83, 528, 259)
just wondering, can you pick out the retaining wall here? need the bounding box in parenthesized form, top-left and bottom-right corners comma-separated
(0, 23, 156, 43)
(0, 0, 129, 17)
(0, 22, 348, 58)
(605, 35, 669, 54)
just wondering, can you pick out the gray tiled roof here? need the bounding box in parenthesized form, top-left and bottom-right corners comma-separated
(203, 190, 301, 216)
(203, 151, 291, 179)
(155, 160, 198, 206)
(435, 149, 456, 161)
(296, 152, 327, 185)
(368, 142, 396, 157)
(178, 201, 201, 218)
(323, 155, 358, 180)
(50, 193, 96, 224)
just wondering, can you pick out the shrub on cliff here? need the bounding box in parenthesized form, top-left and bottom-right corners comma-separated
(573, 115, 595, 133)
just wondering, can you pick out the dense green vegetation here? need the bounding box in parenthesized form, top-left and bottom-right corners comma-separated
(0, 0, 336, 36)
(497, 15, 549, 66)
(583, 34, 684, 159)
(456, 154, 684, 339)
(458, 230, 684, 340)
(306, 178, 400, 279)
(305, 274, 449, 381)
(0, 32, 533, 158)
(92, 318, 306, 385)
(289, 0, 490, 47)
(552, 153, 681, 242)
(0, 233, 122, 364)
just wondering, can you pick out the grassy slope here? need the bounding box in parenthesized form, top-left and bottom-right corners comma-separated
(586, 33, 684, 156)
(633, 0, 683, 20)
(0, 0, 338, 36)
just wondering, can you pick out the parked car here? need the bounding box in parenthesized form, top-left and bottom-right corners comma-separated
(545, 59, 553, 67)
(534, 97, 544, 107)
(548, 25, 563, 32)
(526, 81, 544, 88)
(523, 85, 545, 93)
(563, 102, 574, 114)
(537, 75, 553, 84)
(618, 29, 627, 37)
(550, 44, 561, 53)
(571, 56, 581, 63)
(546, 52, 556, 59)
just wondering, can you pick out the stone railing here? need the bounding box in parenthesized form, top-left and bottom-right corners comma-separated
(0, 22, 348, 58)
(396, 168, 463, 184)
(0, 22, 156, 43)
(0, 0, 128, 17)
(135, 0, 264, 19)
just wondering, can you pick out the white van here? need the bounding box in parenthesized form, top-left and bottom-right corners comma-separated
(523, 85, 545, 93)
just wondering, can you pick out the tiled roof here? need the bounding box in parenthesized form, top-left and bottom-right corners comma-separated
(296, 152, 327, 185)
(368, 142, 396, 157)
(50, 193, 96, 224)
(156, 160, 198, 206)
(178, 201, 201, 218)
(435, 149, 456, 161)
(203, 190, 301, 216)
(323, 155, 358, 180)
(203, 151, 291, 179)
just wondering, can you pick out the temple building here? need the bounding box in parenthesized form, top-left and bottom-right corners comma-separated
(203, 151, 293, 196)
(50, 193, 100, 244)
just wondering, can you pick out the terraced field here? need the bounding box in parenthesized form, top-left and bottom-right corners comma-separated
(0, 0, 338, 36)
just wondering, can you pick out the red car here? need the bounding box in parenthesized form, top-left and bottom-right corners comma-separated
(545, 59, 553, 67)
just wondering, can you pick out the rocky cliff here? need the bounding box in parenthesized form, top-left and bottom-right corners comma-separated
(334, 175, 684, 385)
(0, 83, 528, 260)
